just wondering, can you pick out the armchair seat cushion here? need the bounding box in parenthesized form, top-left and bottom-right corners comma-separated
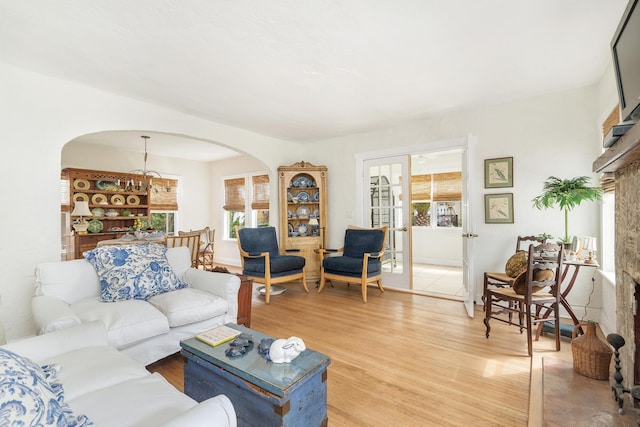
(323, 256, 381, 278)
(243, 255, 305, 277)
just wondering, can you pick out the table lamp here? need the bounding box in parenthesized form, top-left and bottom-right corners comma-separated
(71, 201, 93, 234)
(308, 218, 324, 248)
(582, 236, 597, 264)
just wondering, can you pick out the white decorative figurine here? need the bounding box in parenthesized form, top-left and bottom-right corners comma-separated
(269, 337, 306, 363)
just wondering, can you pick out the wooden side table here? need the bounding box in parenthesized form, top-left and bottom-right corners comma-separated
(236, 274, 253, 327)
(212, 267, 252, 327)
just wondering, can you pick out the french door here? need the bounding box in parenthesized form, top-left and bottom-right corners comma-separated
(461, 139, 477, 317)
(364, 156, 411, 289)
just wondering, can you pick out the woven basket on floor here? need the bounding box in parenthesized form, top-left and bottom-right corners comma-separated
(571, 322, 613, 380)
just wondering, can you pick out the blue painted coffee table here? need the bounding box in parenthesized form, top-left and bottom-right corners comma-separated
(180, 324, 330, 427)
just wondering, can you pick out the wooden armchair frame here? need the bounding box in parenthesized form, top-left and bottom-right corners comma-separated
(235, 226, 308, 304)
(318, 225, 388, 303)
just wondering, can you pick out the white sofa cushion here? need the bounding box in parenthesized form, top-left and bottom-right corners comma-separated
(41, 346, 149, 402)
(148, 288, 228, 327)
(71, 297, 169, 348)
(68, 373, 197, 427)
(84, 243, 185, 302)
(35, 259, 101, 304)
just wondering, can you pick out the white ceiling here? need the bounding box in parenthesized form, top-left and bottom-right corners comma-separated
(0, 0, 629, 160)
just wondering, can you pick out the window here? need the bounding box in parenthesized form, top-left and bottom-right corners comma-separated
(251, 174, 270, 228)
(600, 174, 615, 276)
(411, 172, 462, 228)
(223, 173, 270, 239)
(150, 177, 179, 235)
(150, 211, 177, 234)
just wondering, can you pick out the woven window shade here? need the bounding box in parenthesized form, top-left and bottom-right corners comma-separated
(251, 174, 270, 210)
(224, 177, 245, 211)
(411, 174, 432, 201)
(149, 178, 179, 210)
(600, 173, 615, 194)
(432, 172, 462, 202)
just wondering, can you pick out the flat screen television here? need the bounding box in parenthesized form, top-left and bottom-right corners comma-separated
(611, 0, 640, 123)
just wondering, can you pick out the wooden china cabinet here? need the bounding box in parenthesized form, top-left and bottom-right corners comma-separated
(61, 168, 151, 259)
(278, 161, 328, 281)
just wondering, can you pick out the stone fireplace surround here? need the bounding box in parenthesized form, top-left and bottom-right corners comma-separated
(613, 161, 640, 390)
(594, 119, 640, 395)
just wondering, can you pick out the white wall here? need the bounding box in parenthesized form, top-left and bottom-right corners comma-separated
(0, 61, 303, 340)
(308, 86, 604, 318)
(412, 228, 462, 266)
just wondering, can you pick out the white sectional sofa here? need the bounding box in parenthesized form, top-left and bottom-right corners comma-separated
(1, 322, 236, 427)
(31, 244, 241, 365)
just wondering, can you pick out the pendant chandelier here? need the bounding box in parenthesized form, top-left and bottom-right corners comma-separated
(127, 135, 171, 193)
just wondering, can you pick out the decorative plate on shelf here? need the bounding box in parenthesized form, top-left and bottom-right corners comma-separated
(126, 195, 140, 205)
(139, 218, 151, 230)
(297, 191, 310, 202)
(91, 207, 105, 217)
(87, 220, 103, 233)
(296, 205, 310, 218)
(96, 180, 120, 191)
(91, 193, 108, 205)
(297, 223, 308, 237)
(287, 191, 294, 202)
(292, 176, 312, 188)
(111, 194, 125, 205)
(313, 190, 319, 202)
(288, 223, 294, 233)
(72, 193, 89, 203)
(73, 179, 90, 190)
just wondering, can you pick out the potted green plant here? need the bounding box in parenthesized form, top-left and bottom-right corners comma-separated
(537, 232, 554, 243)
(532, 176, 603, 245)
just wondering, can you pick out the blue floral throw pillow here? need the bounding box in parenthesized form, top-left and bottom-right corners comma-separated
(0, 348, 93, 426)
(84, 243, 185, 302)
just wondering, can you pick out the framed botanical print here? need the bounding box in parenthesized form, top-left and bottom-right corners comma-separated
(485, 193, 514, 224)
(484, 157, 513, 188)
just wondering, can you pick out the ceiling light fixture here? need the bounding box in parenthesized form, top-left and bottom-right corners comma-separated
(127, 135, 171, 193)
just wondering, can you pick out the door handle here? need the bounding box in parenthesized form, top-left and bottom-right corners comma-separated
(402, 227, 408, 232)
(461, 233, 479, 238)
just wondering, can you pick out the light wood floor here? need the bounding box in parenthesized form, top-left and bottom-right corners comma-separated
(149, 280, 576, 426)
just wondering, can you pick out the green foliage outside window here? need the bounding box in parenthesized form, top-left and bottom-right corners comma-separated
(228, 211, 245, 238)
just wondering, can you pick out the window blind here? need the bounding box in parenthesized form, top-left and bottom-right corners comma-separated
(149, 178, 179, 210)
(599, 173, 615, 194)
(224, 177, 245, 211)
(432, 172, 462, 202)
(251, 174, 270, 210)
(410, 174, 432, 201)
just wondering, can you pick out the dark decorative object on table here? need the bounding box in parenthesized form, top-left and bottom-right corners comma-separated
(258, 338, 275, 361)
(224, 333, 254, 358)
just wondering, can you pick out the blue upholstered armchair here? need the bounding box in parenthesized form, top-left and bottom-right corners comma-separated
(318, 226, 388, 303)
(236, 226, 308, 303)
